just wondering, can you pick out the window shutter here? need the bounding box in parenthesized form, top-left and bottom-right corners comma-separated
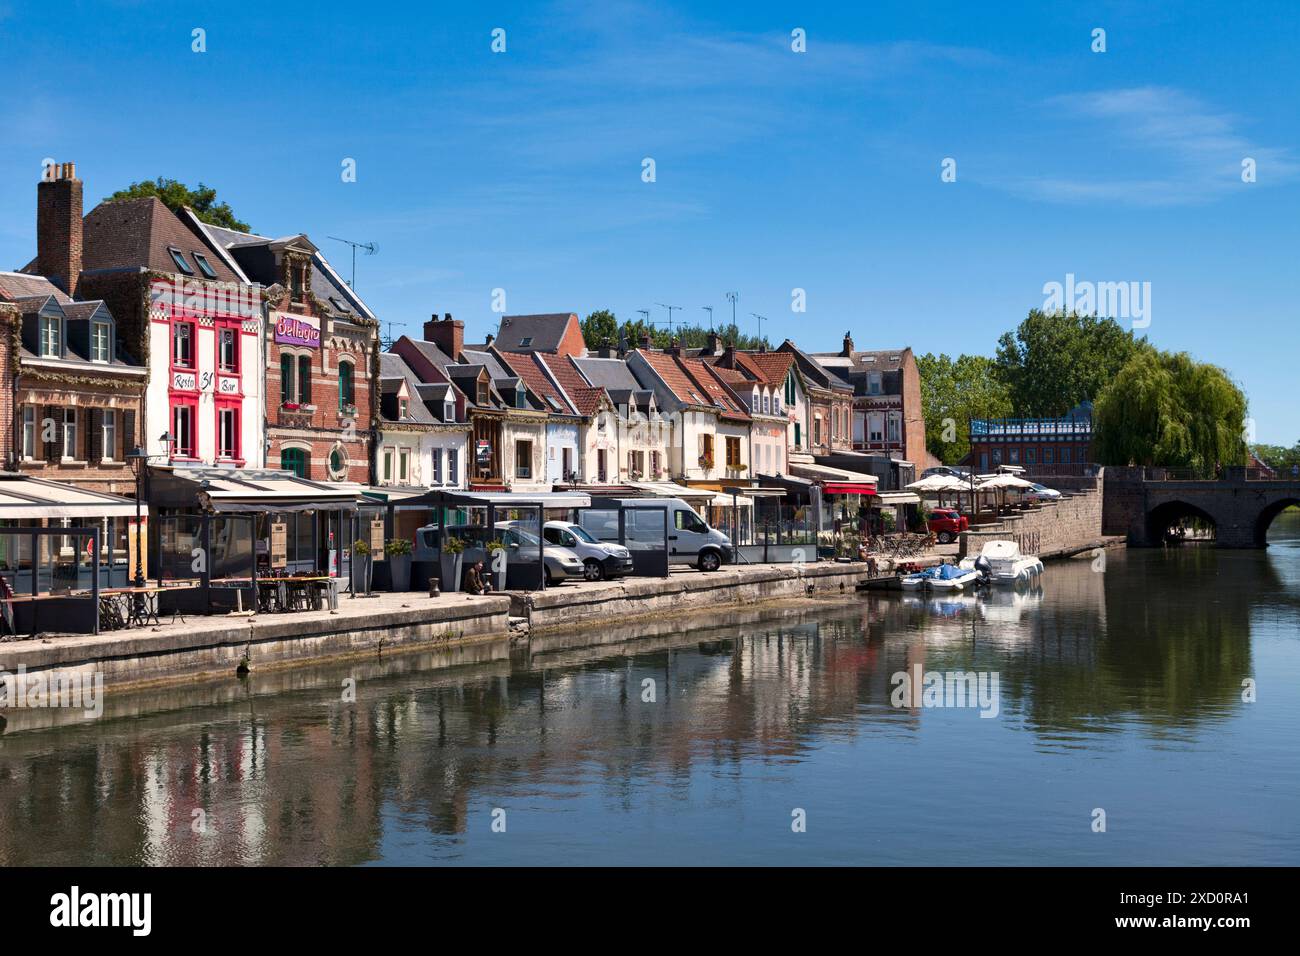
(43, 405, 59, 462)
(122, 409, 136, 460)
(88, 409, 103, 464)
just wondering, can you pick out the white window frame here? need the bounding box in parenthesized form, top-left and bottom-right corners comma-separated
(91, 321, 111, 363)
(40, 316, 61, 357)
(447, 448, 458, 485)
(382, 448, 394, 483)
(398, 448, 411, 483)
(102, 409, 116, 462)
(21, 407, 36, 460)
(61, 408, 77, 461)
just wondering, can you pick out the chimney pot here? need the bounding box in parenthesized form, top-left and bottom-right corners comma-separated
(36, 159, 83, 295)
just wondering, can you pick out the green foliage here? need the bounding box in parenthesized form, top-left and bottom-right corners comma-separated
(1251, 442, 1300, 473)
(442, 535, 465, 555)
(994, 310, 1148, 417)
(580, 310, 769, 351)
(353, 539, 371, 557)
(384, 537, 412, 556)
(1093, 349, 1248, 473)
(916, 352, 1013, 464)
(105, 177, 250, 232)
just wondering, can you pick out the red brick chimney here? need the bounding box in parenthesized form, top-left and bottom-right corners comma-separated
(423, 312, 463, 359)
(841, 330, 854, 357)
(37, 162, 83, 294)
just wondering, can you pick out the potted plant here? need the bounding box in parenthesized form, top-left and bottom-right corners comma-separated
(440, 535, 465, 593)
(698, 454, 715, 471)
(385, 537, 413, 591)
(351, 538, 371, 592)
(486, 539, 508, 591)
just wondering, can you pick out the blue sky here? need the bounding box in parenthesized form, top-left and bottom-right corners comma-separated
(1, 0, 1296, 441)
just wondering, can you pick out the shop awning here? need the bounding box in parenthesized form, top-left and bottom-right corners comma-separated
(0, 473, 138, 519)
(400, 489, 593, 510)
(785, 460, 878, 489)
(149, 466, 365, 513)
(822, 482, 878, 496)
(624, 481, 715, 504)
(874, 491, 922, 506)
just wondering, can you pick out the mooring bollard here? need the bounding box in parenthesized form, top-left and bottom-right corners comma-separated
(429, 581, 440, 598)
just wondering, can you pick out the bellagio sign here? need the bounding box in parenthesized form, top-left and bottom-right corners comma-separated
(274, 312, 321, 348)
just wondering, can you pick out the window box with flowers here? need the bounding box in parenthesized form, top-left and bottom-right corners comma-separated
(698, 455, 714, 471)
(339, 403, 358, 419)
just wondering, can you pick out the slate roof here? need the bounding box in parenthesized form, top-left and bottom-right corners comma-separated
(494, 313, 579, 353)
(0, 271, 72, 304)
(73, 197, 243, 282)
(12, 295, 142, 369)
(778, 340, 854, 392)
(377, 353, 437, 424)
(194, 220, 377, 321)
(572, 356, 642, 391)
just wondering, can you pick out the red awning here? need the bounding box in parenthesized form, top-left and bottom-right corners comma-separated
(822, 483, 877, 496)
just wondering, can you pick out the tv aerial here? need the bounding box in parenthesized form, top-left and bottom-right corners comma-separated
(328, 236, 378, 289)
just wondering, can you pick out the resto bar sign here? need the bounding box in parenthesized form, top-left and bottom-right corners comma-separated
(274, 312, 320, 349)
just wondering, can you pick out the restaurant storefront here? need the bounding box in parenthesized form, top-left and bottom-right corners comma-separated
(147, 466, 364, 613)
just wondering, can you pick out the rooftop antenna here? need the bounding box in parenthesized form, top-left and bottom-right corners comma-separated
(654, 303, 682, 336)
(750, 312, 768, 342)
(725, 291, 739, 332)
(702, 306, 714, 331)
(327, 236, 378, 289)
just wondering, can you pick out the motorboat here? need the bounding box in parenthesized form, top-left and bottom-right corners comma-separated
(959, 540, 1044, 585)
(900, 562, 982, 591)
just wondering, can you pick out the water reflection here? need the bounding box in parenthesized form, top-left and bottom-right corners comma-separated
(1, 518, 1297, 865)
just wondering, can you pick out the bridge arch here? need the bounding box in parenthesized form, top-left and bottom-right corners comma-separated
(1146, 499, 1218, 545)
(1254, 497, 1300, 547)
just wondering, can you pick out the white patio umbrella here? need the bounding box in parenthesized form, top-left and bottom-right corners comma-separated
(977, 473, 1035, 510)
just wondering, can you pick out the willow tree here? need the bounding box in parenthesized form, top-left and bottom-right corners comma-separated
(1093, 349, 1247, 473)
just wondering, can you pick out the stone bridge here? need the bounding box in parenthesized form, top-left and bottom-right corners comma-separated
(1102, 466, 1300, 548)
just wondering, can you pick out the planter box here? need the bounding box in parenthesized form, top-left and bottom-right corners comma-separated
(439, 552, 464, 593)
(388, 553, 412, 592)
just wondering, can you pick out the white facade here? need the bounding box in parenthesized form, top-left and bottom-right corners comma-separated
(146, 279, 264, 466)
(545, 421, 580, 484)
(502, 415, 549, 492)
(376, 428, 468, 489)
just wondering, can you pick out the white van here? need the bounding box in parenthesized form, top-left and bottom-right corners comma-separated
(579, 497, 733, 572)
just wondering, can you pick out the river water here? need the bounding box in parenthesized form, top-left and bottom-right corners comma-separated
(2, 515, 1298, 866)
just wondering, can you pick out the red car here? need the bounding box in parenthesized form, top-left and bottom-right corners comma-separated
(926, 508, 968, 543)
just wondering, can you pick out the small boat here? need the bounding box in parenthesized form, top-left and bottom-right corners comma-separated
(959, 540, 1044, 586)
(900, 562, 982, 591)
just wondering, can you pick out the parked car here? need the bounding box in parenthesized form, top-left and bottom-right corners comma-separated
(921, 465, 972, 481)
(414, 523, 586, 585)
(1026, 482, 1062, 502)
(577, 498, 733, 571)
(509, 520, 634, 581)
(926, 508, 969, 543)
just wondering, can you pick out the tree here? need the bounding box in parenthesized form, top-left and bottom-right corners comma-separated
(917, 352, 1013, 464)
(1251, 442, 1300, 473)
(994, 310, 1148, 416)
(105, 177, 250, 232)
(579, 314, 770, 352)
(1093, 349, 1248, 474)
(581, 309, 619, 349)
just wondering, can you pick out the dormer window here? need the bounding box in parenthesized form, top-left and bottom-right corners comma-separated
(167, 247, 194, 275)
(399, 398, 409, 419)
(91, 321, 111, 363)
(193, 253, 217, 279)
(40, 314, 62, 357)
(477, 381, 488, 405)
(516, 384, 527, 408)
(444, 400, 455, 422)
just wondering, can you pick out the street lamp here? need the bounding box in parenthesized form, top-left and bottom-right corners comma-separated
(159, 430, 174, 463)
(125, 446, 150, 623)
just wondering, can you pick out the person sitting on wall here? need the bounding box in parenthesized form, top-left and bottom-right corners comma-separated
(464, 560, 493, 595)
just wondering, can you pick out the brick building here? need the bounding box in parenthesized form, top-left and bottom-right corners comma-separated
(190, 224, 380, 484)
(777, 340, 855, 456)
(966, 402, 1094, 475)
(813, 336, 927, 465)
(26, 163, 265, 469)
